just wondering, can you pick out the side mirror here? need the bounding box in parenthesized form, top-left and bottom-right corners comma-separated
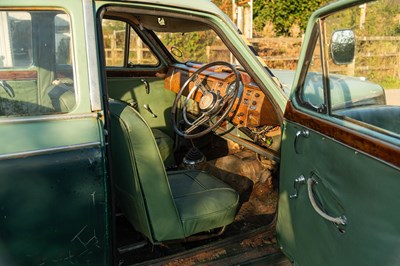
(330, 29, 355, 65)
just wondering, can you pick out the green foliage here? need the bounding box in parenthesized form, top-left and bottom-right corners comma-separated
(325, 1, 400, 89)
(253, 0, 329, 36)
(160, 31, 218, 63)
(212, 0, 233, 18)
(326, 0, 400, 37)
(362, 0, 400, 36)
(102, 19, 126, 49)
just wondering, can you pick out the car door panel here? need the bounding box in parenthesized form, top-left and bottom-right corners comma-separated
(0, 139, 106, 265)
(277, 102, 400, 266)
(0, 117, 108, 265)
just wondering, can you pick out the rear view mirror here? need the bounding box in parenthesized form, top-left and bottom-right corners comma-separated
(330, 29, 355, 65)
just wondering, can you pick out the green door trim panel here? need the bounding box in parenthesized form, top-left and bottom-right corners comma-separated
(107, 77, 176, 137)
(277, 118, 400, 266)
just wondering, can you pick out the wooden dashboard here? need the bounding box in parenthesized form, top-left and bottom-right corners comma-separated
(164, 63, 280, 128)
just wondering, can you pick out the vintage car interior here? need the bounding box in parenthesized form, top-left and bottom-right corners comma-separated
(0, 8, 283, 264)
(0, 1, 400, 265)
(100, 7, 284, 263)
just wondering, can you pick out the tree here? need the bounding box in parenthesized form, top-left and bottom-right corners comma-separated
(253, 0, 329, 36)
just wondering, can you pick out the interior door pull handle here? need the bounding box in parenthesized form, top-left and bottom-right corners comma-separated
(307, 178, 347, 226)
(294, 130, 309, 154)
(0, 80, 15, 98)
(141, 79, 150, 94)
(143, 104, 157, 118)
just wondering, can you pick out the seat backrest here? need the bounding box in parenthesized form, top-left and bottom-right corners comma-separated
(109, 99, 184, 243)
(42, 78, 76, 112)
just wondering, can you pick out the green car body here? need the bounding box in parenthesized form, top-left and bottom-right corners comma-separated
(0, 0, 398, 265)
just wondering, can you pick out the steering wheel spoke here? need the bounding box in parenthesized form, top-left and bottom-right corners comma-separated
(222, 91, 234, 102)
(171, 61, 241, 139)
(184, 114, 209, 134)
(192, 76, 208, 95)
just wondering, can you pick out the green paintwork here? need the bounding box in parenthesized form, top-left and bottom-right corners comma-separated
(0, 118, 102, 154)
(0, 78, 109, 264)
(0, 145, 108, 265)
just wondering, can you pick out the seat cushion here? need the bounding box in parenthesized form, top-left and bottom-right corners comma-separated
(168, 170, 239, 236)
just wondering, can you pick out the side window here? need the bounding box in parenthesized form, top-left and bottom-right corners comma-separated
(102, 19, 158, 67)
(0, 10, 76, 117)
(301, 1, 400, 136)
(326, 2, 399, 136)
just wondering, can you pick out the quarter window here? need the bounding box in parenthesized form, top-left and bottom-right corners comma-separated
(102, 19, 159, 67)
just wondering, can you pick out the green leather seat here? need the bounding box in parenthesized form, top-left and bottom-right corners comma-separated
(42, 78, 76, 113)
(151, 128, 175, 168)
(109, 99, 239, 243)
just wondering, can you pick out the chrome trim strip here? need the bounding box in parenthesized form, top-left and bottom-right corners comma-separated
(0, 113, 98, 124)
(0, 142, 101, 161)
(83, 0, 102, 111)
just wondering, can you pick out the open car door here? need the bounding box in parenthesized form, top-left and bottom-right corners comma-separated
(277, 0, 400, 265)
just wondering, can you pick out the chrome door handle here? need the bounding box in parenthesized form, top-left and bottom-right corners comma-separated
(307, 178, 347, 225)
(294, 129, 309, 154)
